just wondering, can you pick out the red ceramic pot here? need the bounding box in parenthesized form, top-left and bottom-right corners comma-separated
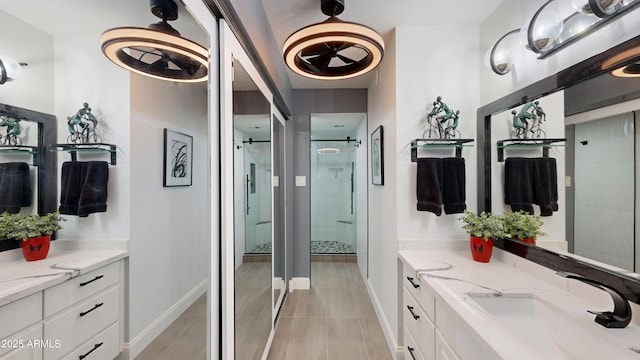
(20, 235, 51, 261)
(517, 237, 536, 246)
(470, 236, 493, 262)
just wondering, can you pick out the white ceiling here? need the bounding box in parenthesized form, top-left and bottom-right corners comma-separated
(0, 0, 503, 90)
(260, 0, 504, 89)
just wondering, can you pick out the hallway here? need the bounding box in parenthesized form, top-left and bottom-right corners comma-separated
(268, 261, 392, 359)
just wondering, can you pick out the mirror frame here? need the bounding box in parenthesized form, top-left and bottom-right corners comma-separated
(477, 34, 640, 304)
(220, 19, 281, 360)
(0, 103, 57, 252)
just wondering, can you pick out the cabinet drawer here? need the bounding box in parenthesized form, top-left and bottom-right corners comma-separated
(0, 325, 42, 360)
(404, 326, 425, 360)
(403, 264, 435, 321)
(403, 288, 435, 359)
(62, 322, 119, 360)
(0, 293, 42, 340)
(44, 262, 119, 318)
(43, 286, 119, 360)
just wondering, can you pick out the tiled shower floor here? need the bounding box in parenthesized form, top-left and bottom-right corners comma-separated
(248, 240, 354, 254)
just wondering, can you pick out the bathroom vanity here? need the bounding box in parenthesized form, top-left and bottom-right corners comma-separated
(399, 248, 640, 360)
(0, 249, 127, 360)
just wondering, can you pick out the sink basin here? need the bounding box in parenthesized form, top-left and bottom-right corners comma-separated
(466, 292, 637, 359)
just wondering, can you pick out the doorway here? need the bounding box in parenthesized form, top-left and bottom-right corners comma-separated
(310, 113, 368, 275)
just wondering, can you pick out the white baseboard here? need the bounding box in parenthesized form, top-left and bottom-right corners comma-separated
(121, 279, 207, 359)
(365, 278, 401, 360)
(288, 277, 310, 291)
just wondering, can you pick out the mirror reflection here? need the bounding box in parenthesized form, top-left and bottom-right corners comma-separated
(232, 58, 273, 359)
(272, 114, 286, 313)
(490, 55, 640, 276)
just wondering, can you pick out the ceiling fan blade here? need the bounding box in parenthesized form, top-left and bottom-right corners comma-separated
(147, 57, 168, 71)
(336, 54, 357, 65)
(307, 53, 332, 72)
(301, 43, 330, 57)
(335, 42, 350, 51)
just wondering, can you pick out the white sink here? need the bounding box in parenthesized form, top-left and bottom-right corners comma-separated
(466, 292, 638, 359)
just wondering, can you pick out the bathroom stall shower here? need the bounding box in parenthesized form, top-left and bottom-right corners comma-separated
(310, 139, 359, 254)
(241, 139, 272, 257)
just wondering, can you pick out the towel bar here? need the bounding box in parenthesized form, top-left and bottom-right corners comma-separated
(410, 138, 474, 162)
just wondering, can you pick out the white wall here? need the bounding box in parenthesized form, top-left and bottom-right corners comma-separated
(479, 0, 640, 104)
(367, 27, 398, 353)
(129, 74, 209, 354)
(54, 33, 131, 242)
(367, 24, 484, 355)
(395, 25, 480, 244)
(355, 118, 368, 276)
(0, 11, 54, 114)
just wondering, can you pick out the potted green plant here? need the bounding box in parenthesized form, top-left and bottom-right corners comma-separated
(503, 210, 545, 245)
(0, 212, 65, 261)
(459, 210, 506, 262)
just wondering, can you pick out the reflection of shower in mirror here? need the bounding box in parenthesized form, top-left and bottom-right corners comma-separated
(328, 167, 344, 178)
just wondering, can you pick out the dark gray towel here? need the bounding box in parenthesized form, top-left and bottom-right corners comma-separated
(77, 161, 109, 217)
(504, 157, 534, 214)
(416, 158, 443, 215)
(442, 157, 466, 214)
(59, 161, 84, 215)
(59, 161, 109, 217)
(532, 157, 558, 216)
(0, 162, 32, 213)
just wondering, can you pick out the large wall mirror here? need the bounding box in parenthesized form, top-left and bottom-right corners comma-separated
(221, 20, 287, 359)
(232, 58, 273, 359)
(478, 34, 640, 301)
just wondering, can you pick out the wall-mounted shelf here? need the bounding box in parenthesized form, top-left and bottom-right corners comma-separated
(0, 145, 39, 166)
(50, 143, 117, 165)
(411, 138, 474, 162)
(496, 138, 566, 162)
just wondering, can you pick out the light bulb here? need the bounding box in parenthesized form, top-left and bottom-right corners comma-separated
(0, 55, 22, 83)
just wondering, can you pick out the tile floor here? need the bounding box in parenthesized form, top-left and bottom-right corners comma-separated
(267, 262, 392, 360)
(134, 262, 391, 360)
(134, 294, 207, 360)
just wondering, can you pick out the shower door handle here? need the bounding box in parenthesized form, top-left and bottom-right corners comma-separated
(246, 174, 250, 215)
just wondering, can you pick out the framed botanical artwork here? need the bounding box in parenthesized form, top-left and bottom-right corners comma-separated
(371, 125, 384, 185)
(163, 128, 193, 187)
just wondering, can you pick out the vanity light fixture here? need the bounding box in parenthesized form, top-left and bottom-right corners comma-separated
(282, 0, 385, 80)
(0, 56, 26, 84)
(487, 0, 640, 75)
(100, 0, 208, 83)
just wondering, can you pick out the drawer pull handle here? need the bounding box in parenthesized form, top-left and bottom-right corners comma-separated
(80, 275, 104, 287)
(80, 303, 104, 317)
(79, 342, 103, 359)
(407, 305, 420, 320)
(407, 346, 417, 360)
(406, 276, 420, 288)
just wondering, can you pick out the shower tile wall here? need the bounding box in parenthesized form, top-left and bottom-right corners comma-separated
(574, 113, 634, 271)
(311, 141, 355, 253)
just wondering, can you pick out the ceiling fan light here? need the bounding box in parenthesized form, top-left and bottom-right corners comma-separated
(611, 62, 640, 77)
(101, 27, 208, 83)
(283, 5, 384, 80)
(317, 147, 341, 154)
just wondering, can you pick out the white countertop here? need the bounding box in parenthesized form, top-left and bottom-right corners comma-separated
(399, 248, 640, 360)
(0, 249, 128, 307)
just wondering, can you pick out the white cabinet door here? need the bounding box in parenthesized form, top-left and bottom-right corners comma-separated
(435, 330, 460, 360)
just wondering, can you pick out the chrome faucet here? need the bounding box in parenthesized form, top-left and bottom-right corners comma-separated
(557, 271, 632, 328)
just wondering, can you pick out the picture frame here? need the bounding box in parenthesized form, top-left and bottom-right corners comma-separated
(163, 128, 193, 187)
(371, 125, 384, 185)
